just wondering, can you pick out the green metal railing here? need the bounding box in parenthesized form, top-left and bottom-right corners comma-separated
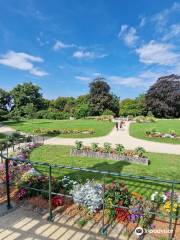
(0, 152, 179, 239)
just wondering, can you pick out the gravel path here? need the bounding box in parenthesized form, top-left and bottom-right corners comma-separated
(0, 124, 15, 136)
(0, 122, 180, 155)
(44, 122, 180, 155)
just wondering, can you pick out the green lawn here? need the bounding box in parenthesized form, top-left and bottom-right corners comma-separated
(4, 119, 114, 138)
(130, 119, 180, 144)
(30, 145, 180, 197)
(0, 133, 6, 141)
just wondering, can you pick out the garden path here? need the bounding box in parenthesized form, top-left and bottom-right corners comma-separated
(44, 122, 180, 155)
(0, 122, 180, 154)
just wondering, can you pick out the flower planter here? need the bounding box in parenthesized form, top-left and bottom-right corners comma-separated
(71, 149, 149, 165)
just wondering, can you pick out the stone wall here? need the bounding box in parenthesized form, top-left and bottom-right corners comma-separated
(71, 149, 149, 165)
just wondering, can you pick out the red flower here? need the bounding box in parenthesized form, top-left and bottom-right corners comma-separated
(52, 195, 64, 207)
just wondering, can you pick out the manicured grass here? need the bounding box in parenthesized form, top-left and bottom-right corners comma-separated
(129, 119, 180, 144)
(30, 145, 180, 197)
(4, 119, 114, 138)
(0, 133, 6, 141)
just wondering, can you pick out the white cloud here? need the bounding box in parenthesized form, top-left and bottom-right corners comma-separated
(136, 41, 179, 66)
(118, 25, 138, 47)
(75, 75, 91, 81)
(92, 72, 102, 76)
(0, 50, 48, 77)
(109, 70, 162, 88)
(152, 2, 180, 32)
(139, 16, 146, 27)
(162, 24, 180, 41)
(53, 40, 75, 51)
(73, 50, 107, 59)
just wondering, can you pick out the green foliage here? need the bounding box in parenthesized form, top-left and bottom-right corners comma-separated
(0, 109, 9, 121)
(10, 82, 44, 118)
(35, 110, 70, 120)
(91, 142, 99, 152)
(74, 104, 89, 119)
(74, 140, 83, 150)
(0, 88, 11, 111)
(134, 147, 146, 157)
(103, 142, 112, 153)
(89, 78, 119, 116)
(120, 95, 147, 117)
(115, 144, 125, 155)
(102, 109, 115, 116)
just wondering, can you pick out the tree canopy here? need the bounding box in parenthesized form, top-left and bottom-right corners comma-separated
(89, 78, 119, 116)
(145, 74, 180, 118)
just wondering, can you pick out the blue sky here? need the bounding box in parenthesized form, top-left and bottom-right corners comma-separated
(0, 0, 180, 99)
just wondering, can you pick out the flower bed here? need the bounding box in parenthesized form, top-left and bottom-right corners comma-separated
(71, 141, 149, 165)
(33, 128, 95, 136)
(146, 128, 180, 139)
(1, 157, 179, 239)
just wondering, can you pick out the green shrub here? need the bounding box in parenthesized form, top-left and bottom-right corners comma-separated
(91, 143, 99, 152)
(35, 110, 70, 120)
(135, 147, 146, 157)
(102, 109, 115, 116)
(74, 140, 83, 150)
(115, 144, 125, 155)
(103, 142, 112, 153)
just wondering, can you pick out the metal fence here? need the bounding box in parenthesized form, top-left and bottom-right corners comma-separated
(0, 152, 180, 240)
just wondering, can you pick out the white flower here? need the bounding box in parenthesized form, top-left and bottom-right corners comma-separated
(161, 194, 167, 202)
(151, 192, 158, 201)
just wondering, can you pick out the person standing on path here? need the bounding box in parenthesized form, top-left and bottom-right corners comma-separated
(115, 122, 118, 131)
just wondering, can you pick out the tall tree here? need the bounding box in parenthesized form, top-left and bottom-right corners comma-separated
(0, 88, 11, 110)
(10, 82, 44, 117)
(145, 74, 180, 118)
(0, 88, 11, 120)
(89, 78, 119, 116)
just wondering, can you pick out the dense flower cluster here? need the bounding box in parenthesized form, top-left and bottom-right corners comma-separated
(52, 195, 64, 207)
(16, 188, 28, 200)
(70, 181, 103, 212)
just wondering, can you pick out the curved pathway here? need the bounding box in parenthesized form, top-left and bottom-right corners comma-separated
(0, 122, 180, 154)
(44, 122, 180, 155)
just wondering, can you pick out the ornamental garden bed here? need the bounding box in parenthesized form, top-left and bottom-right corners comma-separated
(146, 129, 180, 140)
(71, 141, 149, 165)
(33, 128, 95, 136)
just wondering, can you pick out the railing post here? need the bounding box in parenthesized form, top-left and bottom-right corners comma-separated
(168, 181, 174, 240)
(47, 165, 53, 221)
(6, 144, 8, 157)
(100, 174, 107, 236)
(5, 158, 11, 210)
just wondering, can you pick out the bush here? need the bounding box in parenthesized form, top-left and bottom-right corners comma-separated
(115, 144, 125, 155)
(74, 140, 83, 150)
(91, 143, 99, 152)
(135, 147, 146, 157)
(102, 109, 115, 116)
(135, 116, 156, 123)
(35, 110, 70, 120)
(103, 142, 112, 153)
(0, 109, 9, 121)
(74, 104, 89, 119)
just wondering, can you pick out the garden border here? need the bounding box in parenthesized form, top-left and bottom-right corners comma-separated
(71, 149, 149, 165)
